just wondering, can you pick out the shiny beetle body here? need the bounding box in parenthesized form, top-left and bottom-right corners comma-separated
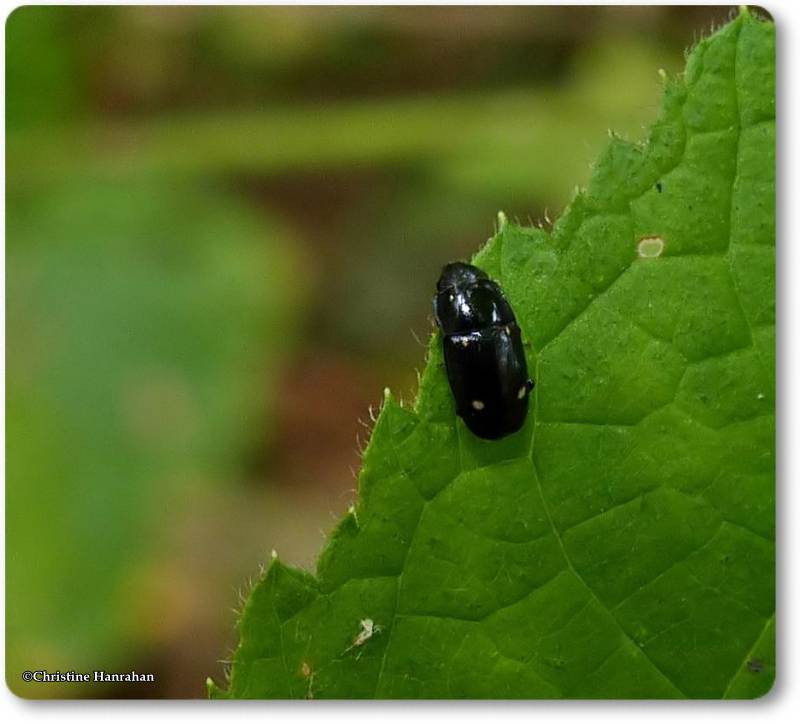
(433, 262, 533, 440)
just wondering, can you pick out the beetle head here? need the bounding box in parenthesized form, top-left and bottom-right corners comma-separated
(436, 262, 487, 293)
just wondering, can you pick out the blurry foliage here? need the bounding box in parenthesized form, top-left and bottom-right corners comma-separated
(5, 4, 736, 697)
(6, 178, 304, 695)
(5, 6, 82, 129)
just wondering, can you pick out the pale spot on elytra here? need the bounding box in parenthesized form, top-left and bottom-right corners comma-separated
(517, 386, 527, 400)
(638, 236, 665, 258)
(471, 399, 485, 411)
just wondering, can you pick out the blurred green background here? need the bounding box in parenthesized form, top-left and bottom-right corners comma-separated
(6, 5, 735, 698)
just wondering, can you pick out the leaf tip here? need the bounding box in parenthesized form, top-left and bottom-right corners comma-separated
(263, 551, 294, 585)
(207, 676, 225, 699)
(347, 503, 359, 528)
(497, 210, 508, 232)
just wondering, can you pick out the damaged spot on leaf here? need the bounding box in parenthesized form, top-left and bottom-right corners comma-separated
(637, 235, 665, 258)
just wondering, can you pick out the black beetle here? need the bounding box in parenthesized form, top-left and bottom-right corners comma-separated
(433, 261, 534, 440)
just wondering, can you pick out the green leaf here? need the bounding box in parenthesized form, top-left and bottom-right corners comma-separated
(210, 9, 775, 699)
